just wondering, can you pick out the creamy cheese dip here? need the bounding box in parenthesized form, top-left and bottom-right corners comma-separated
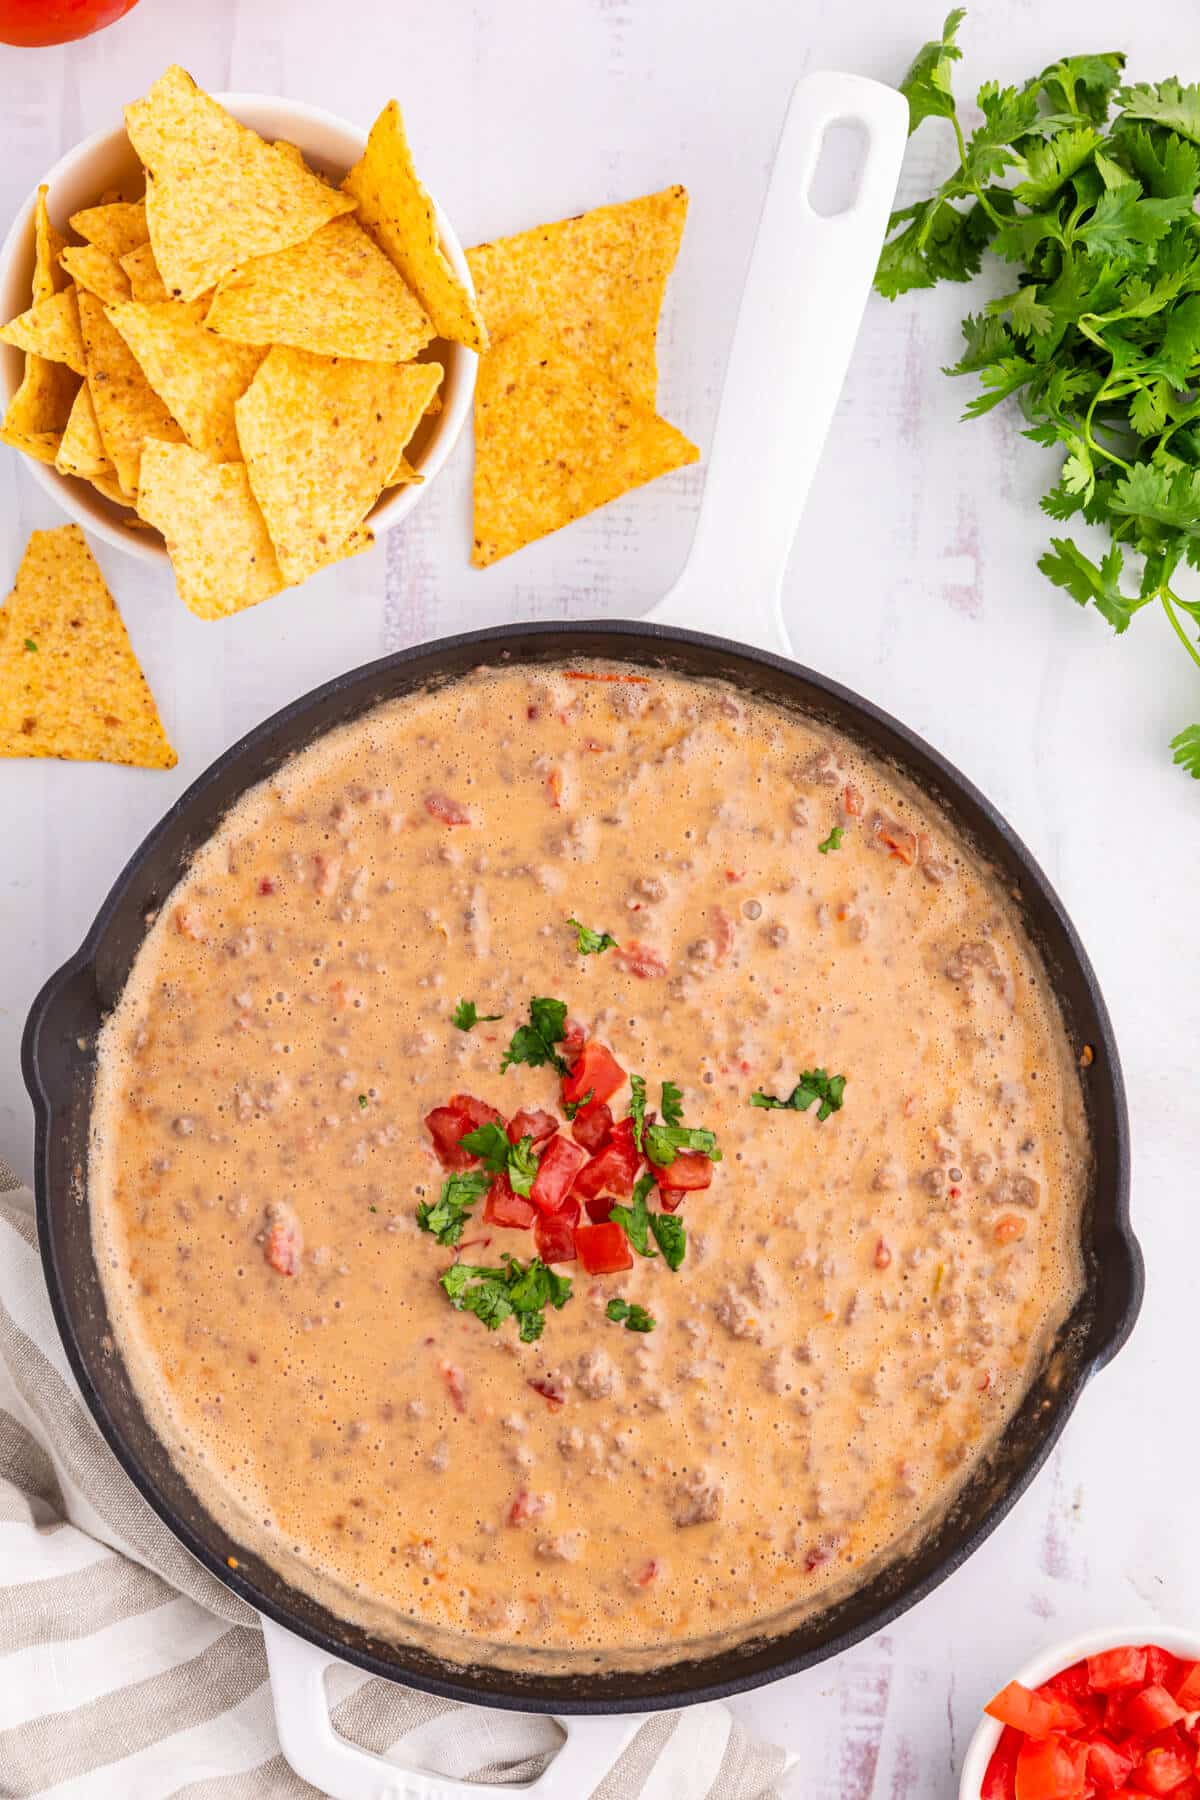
(90, 662, 1087, 1668)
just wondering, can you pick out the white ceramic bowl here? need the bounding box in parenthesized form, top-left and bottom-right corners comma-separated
(0, 92, 476, 565)
(959, 1624, 1200, 1798)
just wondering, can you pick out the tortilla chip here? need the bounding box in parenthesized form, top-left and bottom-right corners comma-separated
(273, 140, 330, 184)
(56, 381, 114, 480)
(466, 187, 688, 407)
(136, 441, 285, 619)
(386, 452, 422, 487)
(76, 288, 184, 494)
(90, 470, 137, 509)
(472, 319, 698, 566)
(120, 241, 170, 304)
(0, 423, 63, 465)
(69, 199, 148, 262)
(206, 216, 432, 363)
(106, 299, 265, 463)
(0, 286, 86, 375)
(235, 348, 441, 583)
(0, 523, 176, 768)
(60, 243, 132, 306)
(343, 101, 486, 353)
(2, 355, 78, 444)
(125, 66, 356, 302)
(33, 188, 69, 305)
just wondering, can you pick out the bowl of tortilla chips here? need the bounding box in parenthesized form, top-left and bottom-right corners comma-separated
(0, 71, 483, 620)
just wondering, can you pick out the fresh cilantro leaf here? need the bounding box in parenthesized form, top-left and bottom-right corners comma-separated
(562, 1088, 593, 1122)
(1038, 538, 1140, 632)
(458, 1121, 510, 1173)
(606, 1297, 656, 1333)
(1038, 53, 1125, 125)
(943, 311, 1014, 375)
(501, 997, 570, 1075)
(751, 1069, 847, 1122)
(1109, 463, 1200, 535)
(441, 1255, 571, 1338)
(1013, 126, 1104, 208)
(567, 917, 619, 955)
(452, 999, 501, 1031)
(899, 8, 965, 133)
(1171, 724, 1200, 777)
(1115, 124, 1200, 201)
(507, 1135, 539, 1198)
(417, 1170, 491, 1245)
(649, 1210, 686, 1271)
(628, 1074, 646, 1151)
(1118, 79, 1200, 147)
(660, 1080, 684, 1128)
(1075, 182, 1193, 258)
(817, 826, 844, 855)
(644, 1123, 721, 1167)
(358, 1094, 368, 1110)
(23, 638, 37, 653)
(609, 1173, 659, 1258)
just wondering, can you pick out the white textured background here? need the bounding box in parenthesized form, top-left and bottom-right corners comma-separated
(1, 0, 1197, 1791)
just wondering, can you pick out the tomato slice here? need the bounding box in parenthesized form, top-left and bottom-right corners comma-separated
(483, 1174, 536, 1230)
(1172, 1661, 1200, 1710)
(529, 1135, 586, 1214)
(987, 1681, 1086, 1739)
(653, 1150, 714, 1192)
(1088, 1646, 1149, 1693)
(1126, 1687, 1187, 1736)
(571, 1098, 613, 1153)
(983, 1726, 1022, 1800)
(507, 1108, 559, 1147)
(534, 1205, 578, 1265)
(562, 1041, 626, 1108)
(1014, 1733, 1087, 1800)
(1085, 1737, 1137, 1792)
(575, 1221, 634, 1274)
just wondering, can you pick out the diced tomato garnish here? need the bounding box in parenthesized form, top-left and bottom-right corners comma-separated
(1135, 1742, 1195, 1794)
(529, 1135, 586, 1214)
(424, 1093, 504, 1170)
(613, 940, 668, 979)
(1147, 1648, 1184, 1689)
(264, 1219, 302, 1275)
(575, 1221, 634, 1274)
(1172, 1661, 1200, 1710)
(507, 1108, 559, 1147)
(1044, 1660, 1092, 1702)
(527, 1378, 566, 1409)
(986, 1681, 1085, 1739)
(652, 1150, 714, 1192)
(1126, 1686, 1186, 1736)
(257, 875, 276, 895)
(573, 1123, 641, 1202)
(424, 791, 470, 825)
(585, 1195, 616, 1223)
(1014, 1733, 1086, 1800)
(562, 1017, 586, 1064)
(983, 1726, 1022, 1800)
(571, 1098, 613, 1153)
(659, 1187, 685, 1212)
(562, 1041, 626, 1108)
(1085, 1737, 1137, 1792)
(634, 1558, 660, 1587)
(483, 1174, 536, 1230)
(1088, 1646, 1148, 1693)
(534, 1206, 578, 1265)
(507, 1490, 549, 1525)
(441, 1363, 467, 1413)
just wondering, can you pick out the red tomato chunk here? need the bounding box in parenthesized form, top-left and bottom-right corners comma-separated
(425, 1093, 503, 1170)
(573, 1122, 641, 1202)
(1087, 1646, 1148, 1692)
(1084, 1737, 1136, 1791)
(1135, 1743, 1194, 1795)
(575, 1221, 633, 1274)
(986, 1682, 1085, 1738)
(571, 1098, 613, 1152)
(653, 1150, 714, 1192)
(562, 1041, 626, 1108)
(584, 1196, 616, 1224)
(1173, 1661, 1200, 1710)
(982, 1726, 1021, 1800)
(507, 1108, 559, 1147)
(534, 1207, 578, 1265)
(483, 1176, 536, 1231)
(1125, 1685, 1185, 1735)
(1014, 1733, 1086, 1799)
(529, 1136, 586, 1214)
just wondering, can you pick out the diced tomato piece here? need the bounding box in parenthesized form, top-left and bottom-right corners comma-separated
(1148, 1649, 1185, 1690)
(987, 1681, 1086, 1739)
(1045, 1661, 1092, 1702)
(264, 1218, 302, 1276)
(1014, 1733, 1087, 1800)
(562, 1040, 626, 1108)
(653, 1150, 714, 1192)
(424, 791, 470, 825)
(575, 1221, 633, 1274)
(585, 1196, 616, 1224)
(571, 1098, 613, 1152)
(1085, 1737, 1137, 1792)
(634, 1558, 660, 1588)
(507, 1108, 559, 1147)
(534, 1206, 578, 1265)
(1172, 1661, 1200, 1710)
(1126, 1688, 1187, 1736)
(983, 1726, 1022, 1800)
(529, 1135, 586, 1214)
(483, 1174, 536, 1230)
(562, 1017, 586, 1064)
(1089, 1647, 1149, 1693)
(613, 940, 668, 978)
(573, 1150, 638, 1205)
(1135, 1742, 1195, 1794)
(507, 1490, 549, 1525)
(527, 1377, 566, 1409)
(659, 1186, 684, 1212)
(424, 1093, 503, 1169)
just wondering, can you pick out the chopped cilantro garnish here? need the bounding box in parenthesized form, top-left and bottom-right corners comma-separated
(660, 1079, 684, 1127)
(501, 996, 570, 1075)
(628, 1074, 647, 1151)
(644, 1123, 721, 1167)
(818, 826, 845, 855)
(649, 1209, 686, 1270)
(608, 1172, 658, 1258)
(452, 998, 502, 1031)
(416, 1169, 490, 1245)
(458, 1121, 510, 1173)
(443, 1255, 572, 1341)
(568, 917, 619, 955)
(507, 1134, 539, 1198)
(357, 1094, 368, 1110)
(562, 1087, 593, 1122)
(23, 638, 37, 653)
(751, 1068, 846, 1121)
(606, 1297, 656, 1333)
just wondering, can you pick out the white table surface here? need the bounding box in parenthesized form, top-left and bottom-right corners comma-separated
(1, 0, 1196, 1792)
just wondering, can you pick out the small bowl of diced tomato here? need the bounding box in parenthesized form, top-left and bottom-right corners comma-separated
(959, 1628, 1200, 1799)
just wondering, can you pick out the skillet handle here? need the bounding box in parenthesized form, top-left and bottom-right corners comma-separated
(262, 1618, 640, 1800)
(646, 69, 907, 654)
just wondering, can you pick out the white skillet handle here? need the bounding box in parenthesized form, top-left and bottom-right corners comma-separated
(647, 69, 908, 654)
(263, 1618, 640, 1800)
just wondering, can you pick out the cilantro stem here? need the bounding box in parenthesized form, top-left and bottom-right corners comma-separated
(1161, 589, 1200, 671)
(1083, 385, 1132, 476)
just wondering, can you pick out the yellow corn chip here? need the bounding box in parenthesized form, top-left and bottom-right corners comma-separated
(206, 216, 432, 363)
(60, 243, 132, 306)
(0, 286, 86, 375)
(466, 187, 688, 408)
(120, 241, 170, 304)
(136, 441, 285, 619)
(33, 187, 69, 304)
(343, 101, 486, 353)
(90, 470, 137, 509)
(106, 299, 265, 463)
(386, 452, 422, 487)
(273, 140, 330, 185)
(56, 382, 114, 480)
(125, 66, 356, 303)
(76, 288, 184, 495)
(0, 423, 63, 465)
(1, 187, 77, 452)
(472, 319, 698, 566)
(69, 199, 148, 262)
(0, 524, 176, 768)
(235, 348, 441, 583)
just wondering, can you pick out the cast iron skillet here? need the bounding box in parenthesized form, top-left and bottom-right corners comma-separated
(19, 70, 1143, 1798)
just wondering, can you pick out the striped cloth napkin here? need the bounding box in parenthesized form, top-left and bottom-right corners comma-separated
(0, 1155, 792, 1799)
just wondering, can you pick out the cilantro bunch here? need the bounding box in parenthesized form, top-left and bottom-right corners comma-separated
(877, 10, 1200, 782)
